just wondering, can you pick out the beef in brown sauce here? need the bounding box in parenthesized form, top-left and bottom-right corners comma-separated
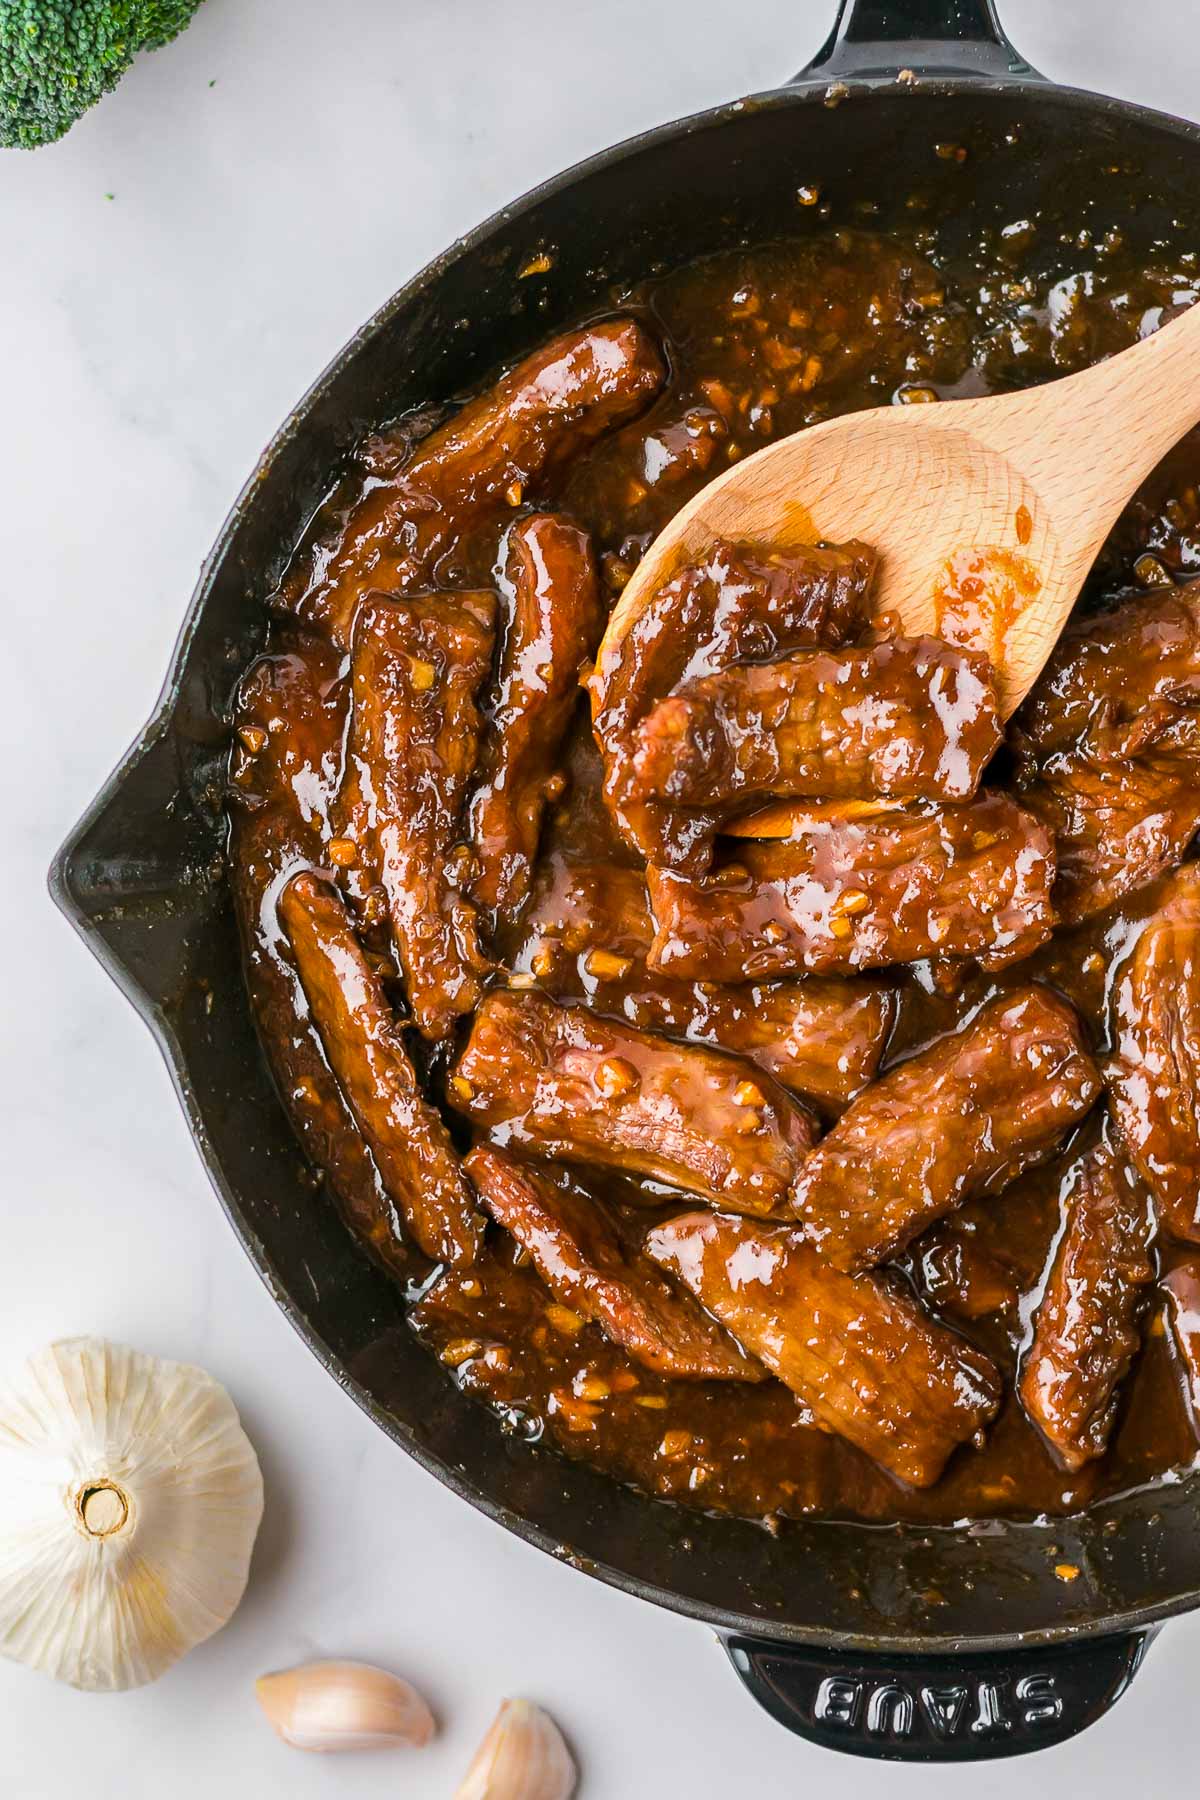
(630, 631, 1001, 816)
(280, 871, 485, 1267)
(645, 792, 1055, 981)
(590, 537, 877, 868)
(1108, 862, 1200, 1242)
(1019, 1132, 1155, 1472)
(1012, 584, 1200, 923)
(645, 1211, 1001, 1487)
(792, 989, 1101, 1272)
(466, 1146, 761, 1381)
(908, 1222, 1021, 1321)
(229, 645, 410, 1275)
(468, 514, 602, 932)
(515, 857, 896, 1110)
(229, 642, 345, 832)
(277, 319, 665, 648)
(229, 222, 1200, 1529)
(450, 989, 815, 1215)
(333, 590, 495, 1040)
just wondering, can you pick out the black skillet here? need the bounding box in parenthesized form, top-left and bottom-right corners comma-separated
(50, 0, 1200, 1760)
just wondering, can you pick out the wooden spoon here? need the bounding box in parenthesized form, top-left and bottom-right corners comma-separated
(598, 299, 1200, 719)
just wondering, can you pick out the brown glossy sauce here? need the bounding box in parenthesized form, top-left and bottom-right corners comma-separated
(230, 215, 1200, 1527)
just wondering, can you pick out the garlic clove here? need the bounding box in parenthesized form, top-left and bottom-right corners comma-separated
(0, 1337, 263, 1691)
(255, 1659, 435, 1752)
(455, 1698, 577, 1800)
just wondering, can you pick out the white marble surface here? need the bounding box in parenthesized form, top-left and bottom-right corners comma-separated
(4, 0, 1200, 1792)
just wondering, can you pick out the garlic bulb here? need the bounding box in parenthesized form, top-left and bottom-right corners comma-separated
(456, 1699, 577, 1800)
(0, 1336, 263, 1691)
(256, 1659, 435, 1751)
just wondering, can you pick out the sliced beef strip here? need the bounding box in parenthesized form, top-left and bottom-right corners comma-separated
(645, 1211, 1001, 1487)
(229, 643, 414, 1278)
(1019, 758, 1200, 927)
(280, 870, 485, 1267)
(1019, 1132, 1155, 1471)
(791, 988, 1101, 1273)
(449, 990, 816, 1217)
(908, 1223, 1022, 1320)
(590, 537, 878, 871)
(1014, 586, 1200, 756)
(630, 631, 1001, 816)
(517, 857, 895, 1110)
(333, 590, 496, 1040)
(228, 642, 346, 831)
(1108, 862, 1200, 1243)
(466, 1146, 762, 1381)
(277, 319, 665, 648)
(1012, 585, 1200, 923)
(468, 514, 602, 932)
(645, 792, 1055, 981)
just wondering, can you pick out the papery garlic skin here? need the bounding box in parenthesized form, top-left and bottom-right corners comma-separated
(456, 1699, 577, 1800)
(0, 1337, 264, 1691)
(255, 1659, 435, 1751)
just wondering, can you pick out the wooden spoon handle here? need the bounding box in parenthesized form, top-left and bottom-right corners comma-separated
(966, 297, 1200, 537)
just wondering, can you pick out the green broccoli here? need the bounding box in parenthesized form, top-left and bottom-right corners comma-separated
(0, 0, 207, 149)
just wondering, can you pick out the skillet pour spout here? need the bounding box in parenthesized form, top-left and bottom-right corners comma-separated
(49, 0, 1200, 1762)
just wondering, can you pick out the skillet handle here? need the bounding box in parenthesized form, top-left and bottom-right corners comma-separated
(798, 0, 1040, 83)
(724, 1628, 1157, 1761)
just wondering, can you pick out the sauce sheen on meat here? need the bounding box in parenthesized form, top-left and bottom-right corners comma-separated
(791, 988, 1101, 1272)
(646, 793, 1055, 980)
(450, 990, 816, 1216)
(228, 220, 1200, 1528)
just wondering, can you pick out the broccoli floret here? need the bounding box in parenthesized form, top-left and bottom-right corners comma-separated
(0, 0, 206, 149)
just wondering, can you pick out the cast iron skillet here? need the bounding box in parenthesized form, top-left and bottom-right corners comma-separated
(50, 0, 1200, 1761)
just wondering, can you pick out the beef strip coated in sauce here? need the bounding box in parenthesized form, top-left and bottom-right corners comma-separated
(645, 1212, 1001, 1486)
(229, 645, 419, 1277)
(450, 990, 816, 1215)
(791, 988, 1101, 1272)
(277, 319, 666, 647)
(625, 399, 731, 491)
(280, 871, 485, 1266)
(590, 538, 878, 870)
(334, 590, 495, 1040)
(908, 1223, 1021, 1320)
(645, 792, 1055, 981)
(228, 643, 345, 827)
(562, 395, 733, 542)
(1019, 1132, 1154, 1471)
(1012, 586, 1200, 923)
(1108, 862, 1200, 1243)
(468, 514, 602, 931)
(1022, 759, 1200, 928)
(630, 631, 1002, 814)
(466, 1146, 762, 1381)
(518, 858, 895, 1109)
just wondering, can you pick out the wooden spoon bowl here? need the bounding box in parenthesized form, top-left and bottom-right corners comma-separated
(599, 299, 1200, 720)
